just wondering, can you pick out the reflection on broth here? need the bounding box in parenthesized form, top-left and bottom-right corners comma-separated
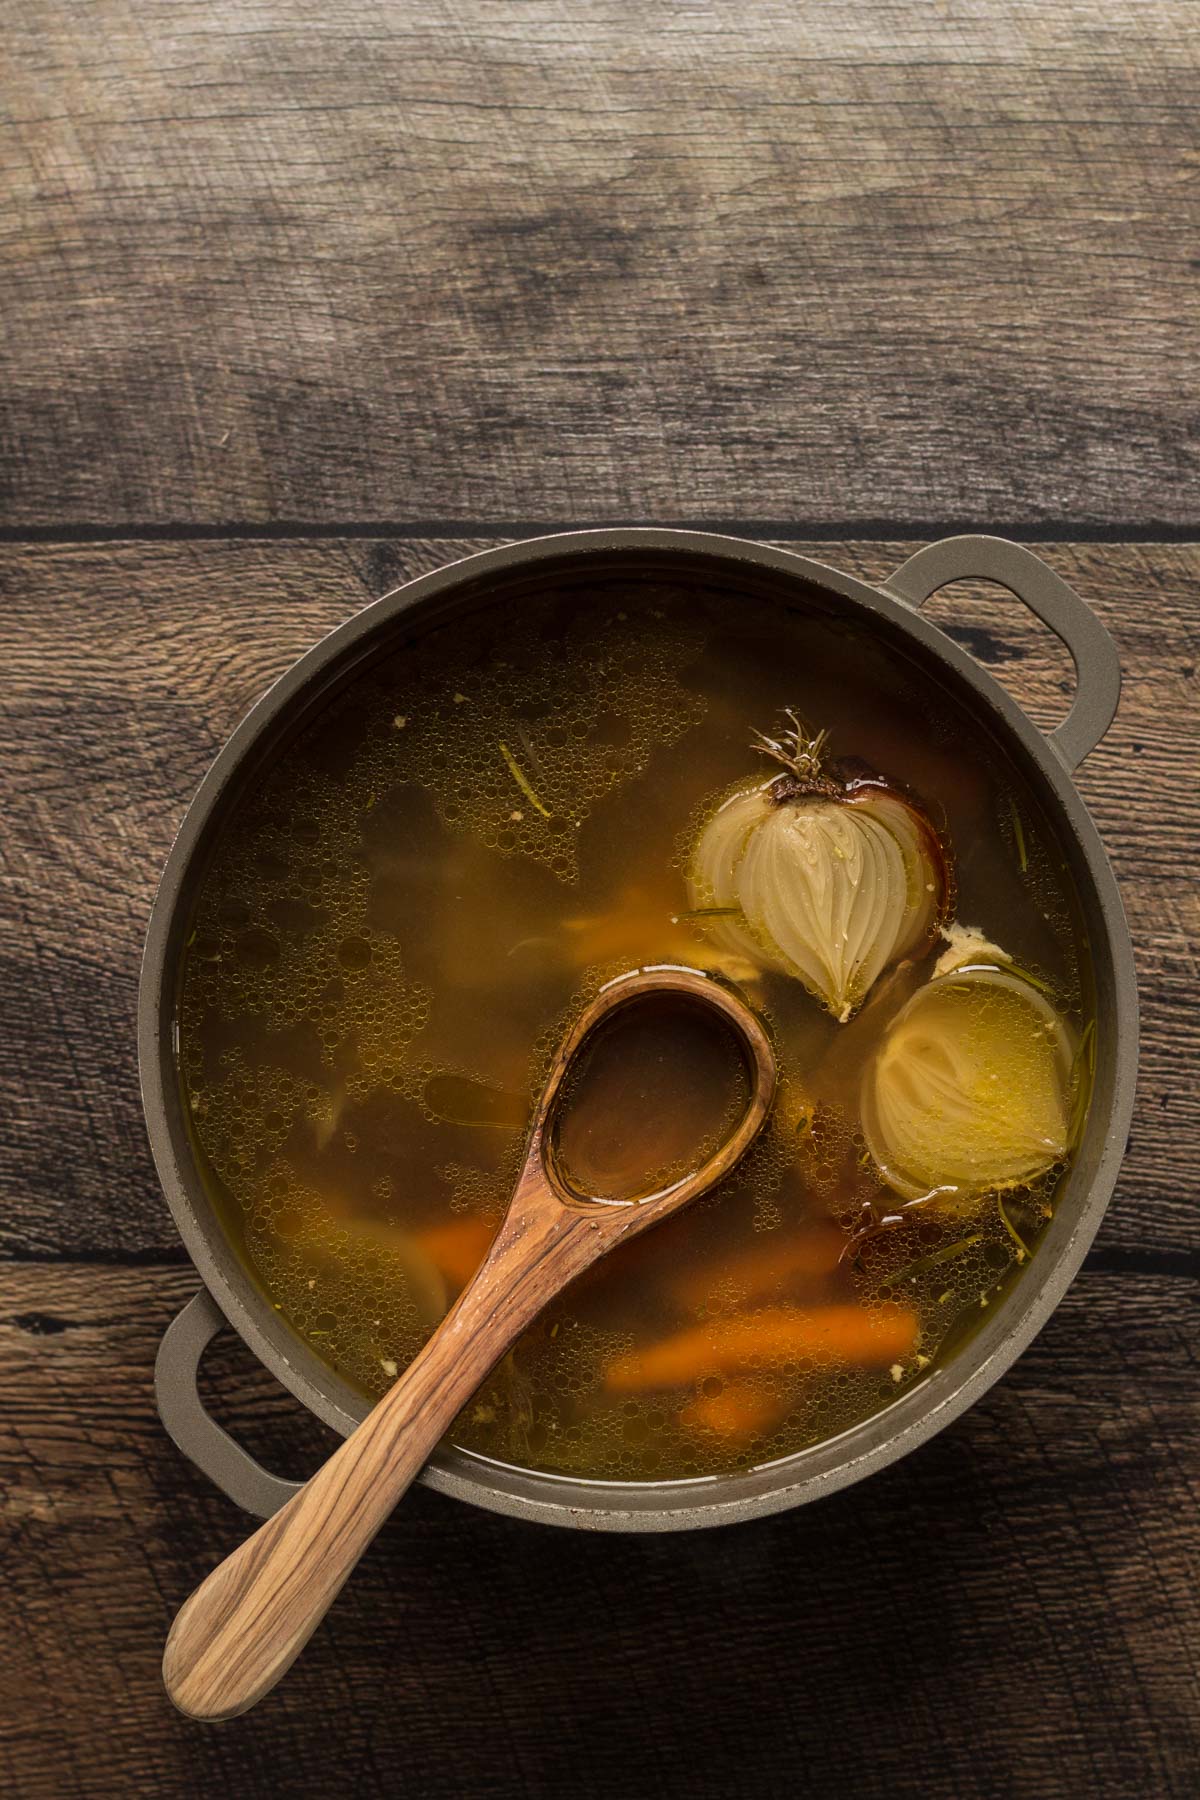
(179, 575, 1092, 1481)
(548, 995, 752, 1203)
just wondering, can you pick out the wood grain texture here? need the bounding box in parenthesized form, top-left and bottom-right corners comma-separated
(6, 2, 1197, 1784)
(3, 537, 1196, 1266)
(3, 2, 1199, 530)
(4, 534, 1195, 1786)
(2, 1262, 1197, 1796)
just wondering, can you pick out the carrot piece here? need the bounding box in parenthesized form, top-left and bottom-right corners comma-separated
(604, 1304, 918, 1392)
(414, 1217, 496, 1290)
(679, 1382, 786, 1445)
(670, 1222, 847, 1311)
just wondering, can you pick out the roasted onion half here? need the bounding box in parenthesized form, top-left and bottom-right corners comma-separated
(862, 951, 1076, 1203)
(688, 714, 951, 1021)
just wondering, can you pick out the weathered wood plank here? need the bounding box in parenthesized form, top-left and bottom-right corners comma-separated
(0, 1261, 1196, 1798)
(3, 3, 1198, 529)
(2, 537, 1195, 1262)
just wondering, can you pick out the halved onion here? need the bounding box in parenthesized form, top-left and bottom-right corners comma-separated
(862, 963, 1076, 1202)
(688, 718, 949, 1021)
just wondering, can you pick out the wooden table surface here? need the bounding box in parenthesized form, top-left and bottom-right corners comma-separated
(3, 5, 1197, 1795)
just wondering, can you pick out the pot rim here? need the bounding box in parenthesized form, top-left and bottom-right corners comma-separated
(140, 528, 1138, 1530)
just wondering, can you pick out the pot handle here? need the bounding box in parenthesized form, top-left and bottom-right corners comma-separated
(881, 535, 1120, 770)
(156, 1288, 304, 1520)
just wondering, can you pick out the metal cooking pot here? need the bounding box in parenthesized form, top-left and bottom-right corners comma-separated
(143, 531, 1137, 1531)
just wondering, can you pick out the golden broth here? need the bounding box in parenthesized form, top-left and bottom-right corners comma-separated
(548, 995, 753, 1203)
(178, 573, 1092, 1481)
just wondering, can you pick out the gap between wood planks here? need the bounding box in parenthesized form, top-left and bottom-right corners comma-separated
(3, 519, 1200, 544)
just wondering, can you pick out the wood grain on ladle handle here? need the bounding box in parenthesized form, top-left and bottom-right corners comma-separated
(163, 966, 776, 1723)
(163, 1168, 597, 1722)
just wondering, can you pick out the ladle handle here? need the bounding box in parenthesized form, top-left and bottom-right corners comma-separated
(883, 535, 1121, 771)
(163, 1180, 590, 1722)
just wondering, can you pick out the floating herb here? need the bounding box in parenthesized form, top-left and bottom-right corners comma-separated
(1000, 959, 1057, 997)
(672, 905, 743, 923)
(499, 741, 550, 818)
(1009, 798, 1028, 872)
(893, 1235, 982, 1283)
(996, 1194, 1030, 1262)
(1067, 1017, 1097, 1147)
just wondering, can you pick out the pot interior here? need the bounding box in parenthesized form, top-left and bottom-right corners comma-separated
(150, 540, 1128, 1523)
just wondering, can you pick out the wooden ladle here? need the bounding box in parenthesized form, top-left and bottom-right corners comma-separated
(163, 964, 776, 1721)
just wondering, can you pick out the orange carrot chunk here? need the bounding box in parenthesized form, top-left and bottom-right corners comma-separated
(679, 1382, 786, 1445)
(670, 1223, 848, 1311)
(605, 1304, 918, 1392)
(414, 1217, 496, 1290)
